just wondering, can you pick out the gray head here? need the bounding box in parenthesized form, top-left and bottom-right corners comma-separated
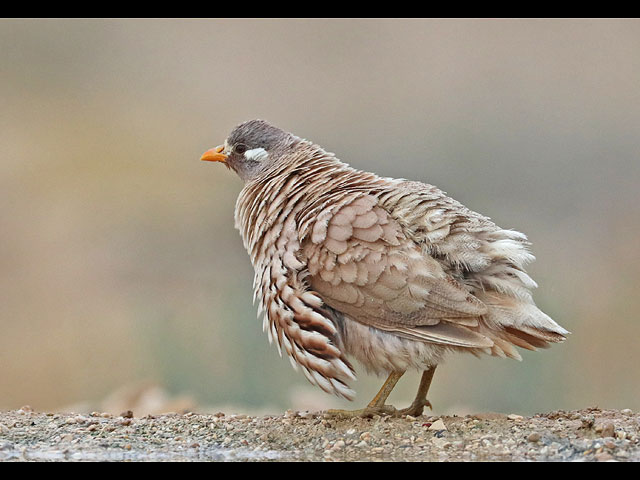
(201, 119, 299, 181)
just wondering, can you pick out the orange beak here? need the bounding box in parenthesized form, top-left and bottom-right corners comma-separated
(200, 145, 227, 163)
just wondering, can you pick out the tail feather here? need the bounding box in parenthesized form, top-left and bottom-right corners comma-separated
(490, 337, 523, 361)
(510, 325, 568, 345)
(500, 329, 541, 351)
(470, 290, 568, 360)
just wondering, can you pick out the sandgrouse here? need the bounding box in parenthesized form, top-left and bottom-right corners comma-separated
(201, 119, 569, 417)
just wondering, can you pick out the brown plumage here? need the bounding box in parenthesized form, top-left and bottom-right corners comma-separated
(201, 119, 569, 415)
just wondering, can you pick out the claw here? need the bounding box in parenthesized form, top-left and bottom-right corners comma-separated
(396, 398, 433, 418)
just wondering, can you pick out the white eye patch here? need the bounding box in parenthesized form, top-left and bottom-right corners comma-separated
(244, 147, 268, 162)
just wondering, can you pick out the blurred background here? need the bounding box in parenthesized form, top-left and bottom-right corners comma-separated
(1, 18, 639, 417)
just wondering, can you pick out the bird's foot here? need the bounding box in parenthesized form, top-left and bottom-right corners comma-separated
(324, 404, 398, 419)
(395, 399, 433, 418)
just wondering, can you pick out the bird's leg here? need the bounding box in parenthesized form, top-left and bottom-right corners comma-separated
(396, 366, 437, 417)
(324, 371, 404, 418)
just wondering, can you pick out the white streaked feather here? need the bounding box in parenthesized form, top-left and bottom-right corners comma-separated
(244, 147, 269, 162)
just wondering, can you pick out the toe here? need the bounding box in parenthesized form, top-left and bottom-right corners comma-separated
(324, 405, 397, 419)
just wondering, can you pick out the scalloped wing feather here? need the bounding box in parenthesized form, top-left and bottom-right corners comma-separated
(304, 194, 496, 349)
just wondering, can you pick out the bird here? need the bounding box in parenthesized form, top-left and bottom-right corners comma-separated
(200, 119, 569, 418)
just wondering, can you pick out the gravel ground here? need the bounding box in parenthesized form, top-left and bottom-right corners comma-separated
(1, 406, 638, 461)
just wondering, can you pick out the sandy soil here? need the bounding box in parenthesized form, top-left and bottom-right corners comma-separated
(0, 406, 638, 461)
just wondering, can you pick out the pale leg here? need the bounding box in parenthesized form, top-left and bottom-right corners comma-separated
(325, 371, 404, 418)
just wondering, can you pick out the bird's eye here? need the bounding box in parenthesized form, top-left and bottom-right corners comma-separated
(235, 144, 248, 155)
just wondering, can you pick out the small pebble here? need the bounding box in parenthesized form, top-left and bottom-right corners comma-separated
(527, 432, 541, 443)
(601, 422, 615, 438)
(428, 419, 447, 431)
(595, 452, 615, 462)
(581, 415, 595, 429)
(332, 440, 345, 450)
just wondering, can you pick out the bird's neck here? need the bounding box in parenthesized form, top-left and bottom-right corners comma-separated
(233, 147, 383, 262)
